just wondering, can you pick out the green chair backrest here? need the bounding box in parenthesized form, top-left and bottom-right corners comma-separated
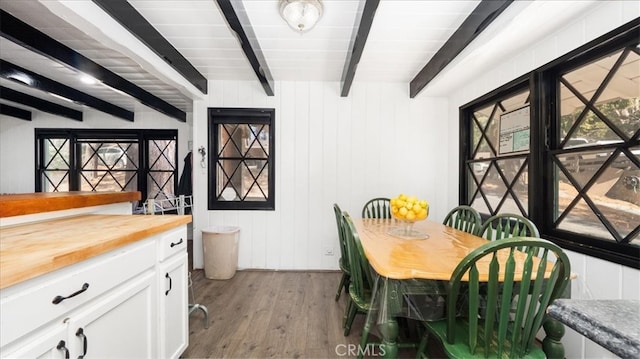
(333, 203, 349, 272)
(362, 197, 391, 219)
(343, 212, 374, 300)
(478, 213, 540, 241)
(445, 237, 571, 357)
(443, 205, 482, 235)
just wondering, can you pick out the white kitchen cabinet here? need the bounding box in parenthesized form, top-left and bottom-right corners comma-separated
(157, 226, 189, 359)
(2, 324, 68, 359)
(159, 253, 189, 359)
(0, 223, 189, 359)
(4, 272, 156, 359)
(66, 271, 157, 358)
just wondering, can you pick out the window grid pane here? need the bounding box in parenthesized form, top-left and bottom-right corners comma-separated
(556, 44, 640, 245)
(208, 108, 275, 210)
(467, 89, 531, 218)
(36, 130, 177, 204)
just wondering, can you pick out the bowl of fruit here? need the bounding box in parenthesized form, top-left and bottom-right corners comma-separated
(389, 194, 429, 239)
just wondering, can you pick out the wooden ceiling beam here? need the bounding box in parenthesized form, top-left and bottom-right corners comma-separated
(410, 0, 513, 98)
(0, 60, 134, 121)
(0, 10, 186, 122)
(215, 0, 275, 96)
(0, 103, 31, 121)
(91, 0, 208, 96)
(340, 0, 380, 97)
(0, 86, 82, 121)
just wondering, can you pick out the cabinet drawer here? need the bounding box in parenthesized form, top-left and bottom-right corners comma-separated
(157, 226, 187, 261)
(0, 239, 155, 347)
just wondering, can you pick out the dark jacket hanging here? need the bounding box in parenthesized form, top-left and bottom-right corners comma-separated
(177, 152, 192, 214)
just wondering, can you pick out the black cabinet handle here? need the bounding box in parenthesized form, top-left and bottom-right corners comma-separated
(52, 283, 90, 304)
(170, 238, 184, 247)
(56, 340, 70, 359)
(76, 327, 88, 359)
(165, 273, 172, 296)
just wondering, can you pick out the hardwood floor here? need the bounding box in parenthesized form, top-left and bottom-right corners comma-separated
(182, 270, 429, 359)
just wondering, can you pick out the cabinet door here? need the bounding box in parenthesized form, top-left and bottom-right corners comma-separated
(2, 324, 68, 359)
(159, 252, 188, 359)
(67, 271, 157, 359)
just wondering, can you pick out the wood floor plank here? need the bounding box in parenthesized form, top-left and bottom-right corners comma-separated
(181, 270, 422, 359)
(227, 272, 282, 358)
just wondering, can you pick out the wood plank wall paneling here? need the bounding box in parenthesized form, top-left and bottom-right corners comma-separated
(196, 80, 448, 272)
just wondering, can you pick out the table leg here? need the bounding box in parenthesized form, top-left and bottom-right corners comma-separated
(542, 278, 571, 358)
(378, 318, 399, 359)
(543, 316, 565, 359)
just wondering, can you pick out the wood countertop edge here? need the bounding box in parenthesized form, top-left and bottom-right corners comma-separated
(0, 214, 191, 290)
(0, 191, 142, 218)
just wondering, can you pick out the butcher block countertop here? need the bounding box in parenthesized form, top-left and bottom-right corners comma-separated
(0, 214, 191, 289)
(0, 191, 141, 218)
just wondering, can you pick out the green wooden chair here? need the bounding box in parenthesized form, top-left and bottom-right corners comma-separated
(342, 212, 374, 343)
(478, 213, 540, 241)
(334, 203, 350, 301)
(362, 197, 391, 219)
(416, 237, 571, 359)
(443, 205, 482, 235)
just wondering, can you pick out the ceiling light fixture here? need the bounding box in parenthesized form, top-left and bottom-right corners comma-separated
(279, 0, 323, 33)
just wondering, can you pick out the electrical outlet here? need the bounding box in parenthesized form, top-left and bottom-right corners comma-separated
(323, 246, 334, 256)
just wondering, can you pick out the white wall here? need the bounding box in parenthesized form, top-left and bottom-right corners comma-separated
(0, 102, 192, 194)
(440, 2, 640, 358)
(191, 80, 448, 271)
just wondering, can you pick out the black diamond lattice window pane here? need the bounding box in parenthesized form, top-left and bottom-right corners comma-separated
(148, 173, 175, 202)
(594, 49, 640, 139)
(497, 158, 529, 215)
(147, 140, 176, 204)
(42, 171, 69, 192)
(557, 44, 640, 244)
(42, 138, 70, 192)
(473, 105, 493, 159)
(560, 48, 636, 144)
(467, 88, 531, 216)
(149, 140, 176, 170)
(217, 124, 270, 202)
(79, 142, 138, 192)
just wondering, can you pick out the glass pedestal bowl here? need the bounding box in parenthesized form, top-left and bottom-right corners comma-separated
(388, 216, 429, 239)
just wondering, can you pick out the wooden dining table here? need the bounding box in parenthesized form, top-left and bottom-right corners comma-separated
(352, 217, 566, 359)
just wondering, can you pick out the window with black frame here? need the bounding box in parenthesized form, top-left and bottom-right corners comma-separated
(465, 86, 531, 217)
(549, 42, 639, 250)
(460, 21, 639, 267)
(36, 129, 178, 206)
(208, 108, 275, 210)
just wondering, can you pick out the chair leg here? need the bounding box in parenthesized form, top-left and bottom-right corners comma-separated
(343, 300, 352, 328)
(415, 331, 429, 359)
(189, 304, 210, 329)
(357, 311, 373, 359)
(335, 272, 348, 301)
(344, 301, 358, 336)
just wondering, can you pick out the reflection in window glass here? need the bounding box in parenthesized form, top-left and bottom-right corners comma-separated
(467, 89, 531, 217)
(556, 45, 639, 244)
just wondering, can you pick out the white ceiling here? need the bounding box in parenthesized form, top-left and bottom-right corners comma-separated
(0, 0, 605, 119)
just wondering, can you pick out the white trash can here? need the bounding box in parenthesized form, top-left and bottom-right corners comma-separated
(202, 226, 240, 280)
